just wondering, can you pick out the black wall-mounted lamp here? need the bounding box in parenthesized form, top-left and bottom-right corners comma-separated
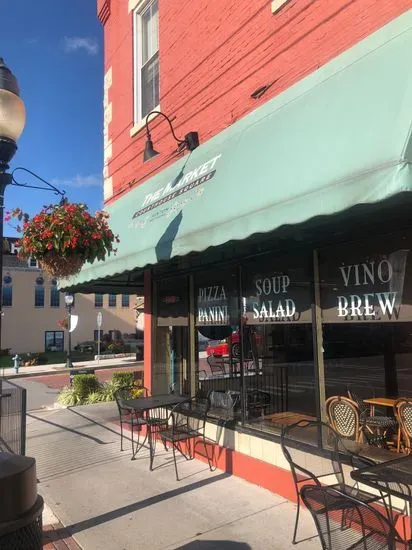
(143, 110, 199, 162)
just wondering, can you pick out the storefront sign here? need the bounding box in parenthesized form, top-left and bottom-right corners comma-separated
(243, 261, 313, 325)
(197, 285, 229, 325)
(129, 155, 221, 228)
(321, 244, 411, 323)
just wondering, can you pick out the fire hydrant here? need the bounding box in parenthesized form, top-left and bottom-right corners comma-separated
(13, 354, 21, 374)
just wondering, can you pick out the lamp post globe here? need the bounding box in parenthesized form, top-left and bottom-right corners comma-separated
(0, 58, 26, 171)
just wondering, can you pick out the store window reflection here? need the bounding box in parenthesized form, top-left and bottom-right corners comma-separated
(154, 276, 190, 396)
(195, 268, 240, 413)
(242, 254, 317, 434)
(320, 232, 412, 452)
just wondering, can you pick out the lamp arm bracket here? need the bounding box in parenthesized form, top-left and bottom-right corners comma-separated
(145, 111, 186, 145)
(10, 167, 66, 197)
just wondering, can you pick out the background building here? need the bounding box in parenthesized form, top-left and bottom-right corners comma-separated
(2, 237, 141, 354)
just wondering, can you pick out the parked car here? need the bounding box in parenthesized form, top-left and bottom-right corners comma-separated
(74, 341, 96, 353)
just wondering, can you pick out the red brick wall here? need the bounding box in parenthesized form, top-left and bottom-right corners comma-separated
(101, 0, 412, 204)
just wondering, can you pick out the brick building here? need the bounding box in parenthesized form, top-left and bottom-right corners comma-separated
(64, 0, 412, 502)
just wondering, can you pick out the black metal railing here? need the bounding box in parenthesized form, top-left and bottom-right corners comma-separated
(0, 378, 27, 455)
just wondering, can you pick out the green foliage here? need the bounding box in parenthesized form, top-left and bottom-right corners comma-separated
(107, 341, 126, 353)
(85, 391, 104, 404)
(72, 374, 100, 401)
(0, 348, 10, 357)
(57, 387, 82, 406)
(111, 371, 134, 389)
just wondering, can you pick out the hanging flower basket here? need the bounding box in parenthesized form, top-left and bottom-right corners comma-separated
(57, 318, 69, 330)
(10, 200, 119, 279)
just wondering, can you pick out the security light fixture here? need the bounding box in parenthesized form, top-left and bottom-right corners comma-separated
(143, 110, 199, 162)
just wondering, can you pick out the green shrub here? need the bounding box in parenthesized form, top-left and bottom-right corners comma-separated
(111, 371, 134, 389)
(57, 387, 82, 406)
(85, 391, 104, 404)
(98, 382, 116, 402)
(72, 374, 100, 401)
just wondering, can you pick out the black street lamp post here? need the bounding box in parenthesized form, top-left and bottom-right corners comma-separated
(0, 58, 65, 356)
(64, 294, 74, 369)
(0, 58, 26, 352)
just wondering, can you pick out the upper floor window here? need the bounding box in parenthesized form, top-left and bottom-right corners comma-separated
(134, 0, 159, 123)
(108, 294, 117, 308)
(121, 294, 130, 308)
(2, 275, 12, 307)
(28, 258, 38, 268)
(95, 293, 103, 308)
(35, 277, 44, 307)
(50, 280, 60, 308)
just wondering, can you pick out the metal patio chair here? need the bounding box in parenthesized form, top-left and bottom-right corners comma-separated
(280, 420, 387, 545)
(113, 386, 148, 455)
(206, 354, 226, 377)
(157, 395, 213, 480)
(347, 384, 397, 446)
(301, 485, 401, 550)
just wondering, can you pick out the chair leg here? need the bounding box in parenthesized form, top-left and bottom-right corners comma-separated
(203, 435, 214, 472)
(120, 421, 124, 452)
(292, 497, 301, 545)
(172, 442, 179, 481)
(131, 422, 135, 458)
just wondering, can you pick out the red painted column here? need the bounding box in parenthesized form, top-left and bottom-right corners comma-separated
(143, 269, 152, 394)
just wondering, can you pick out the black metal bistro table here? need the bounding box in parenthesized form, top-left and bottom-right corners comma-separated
(351, 455, 412, 544)
(122, 394, 188, 469)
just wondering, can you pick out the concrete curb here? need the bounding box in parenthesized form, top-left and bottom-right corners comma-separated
(3, 361, 143, 380)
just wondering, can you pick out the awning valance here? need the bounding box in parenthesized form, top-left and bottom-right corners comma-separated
(62, 10, 412, 291)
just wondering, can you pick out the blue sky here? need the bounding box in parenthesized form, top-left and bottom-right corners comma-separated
(1, 0, 103, 236)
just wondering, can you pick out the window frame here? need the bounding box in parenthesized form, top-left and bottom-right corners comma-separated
(2, 284, 12, 307)
(50, 286, 60, 308)
(133, 0, 160, 126)
(35, 283, 45, 308)
(121, 294, 130, 308)
(95, 293, 104, 308)
(108, 294, 117, 308)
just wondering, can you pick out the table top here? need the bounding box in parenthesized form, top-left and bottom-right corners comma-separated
(363, 397, 396, 407)
(351, 455, 412, 501)
(122, 394, 188, 411)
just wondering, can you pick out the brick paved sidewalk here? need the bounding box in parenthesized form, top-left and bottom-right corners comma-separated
(43, 503, 82, 550)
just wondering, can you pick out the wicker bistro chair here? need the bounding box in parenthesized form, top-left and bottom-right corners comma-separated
(347, 385, 397, 446)
(156, 396, 213, 481)
(394, 398, 412, 454)
(280, 420, 387, 545)
(113, 386, 148, 456)
(326, 396, 363, 443)
(301, 485, 401, 550)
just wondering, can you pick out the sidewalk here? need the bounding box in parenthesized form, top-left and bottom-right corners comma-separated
(2, 356, 142, 380)
(26, 403, 320, 549)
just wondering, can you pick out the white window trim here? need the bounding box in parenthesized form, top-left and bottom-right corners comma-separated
(132, 0, 159, 126)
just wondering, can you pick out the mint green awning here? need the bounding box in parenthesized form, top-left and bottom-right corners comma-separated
(62, 10, 412, 291)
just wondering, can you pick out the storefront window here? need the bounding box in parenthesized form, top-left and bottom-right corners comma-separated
(320, 231, 412, 449)
(154, 276, 190, 396)
(241, 253, 317, 434)
(195, 268, 240, 413)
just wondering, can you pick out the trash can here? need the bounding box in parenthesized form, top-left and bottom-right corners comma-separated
(0, 452, 43, 549)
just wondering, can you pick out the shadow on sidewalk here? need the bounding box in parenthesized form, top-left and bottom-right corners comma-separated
(27, 412, 110, 445)
(175, 542, 251, 549)
(45, 472, 231, 541)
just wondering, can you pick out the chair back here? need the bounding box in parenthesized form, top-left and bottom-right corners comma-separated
(206, 354, 225, 376)
(280, 420, 345, 491)
(326, 395, 361, 441)
(394, 397, 412, 452)
(347, 384, 374, 416)
(301, 485, 398, 550)
(171, 395, 210, 434)
(113, 386, 134, 417)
